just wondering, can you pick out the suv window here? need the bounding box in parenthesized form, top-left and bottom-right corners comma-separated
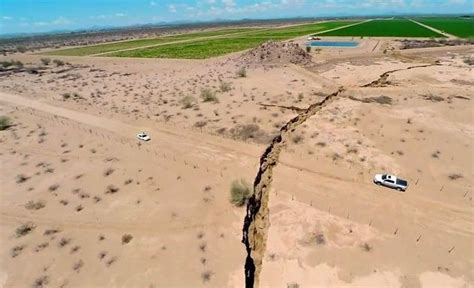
(385, 180, 394, 184)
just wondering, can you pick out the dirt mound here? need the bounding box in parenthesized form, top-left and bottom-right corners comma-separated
(237, 41, 312, 67)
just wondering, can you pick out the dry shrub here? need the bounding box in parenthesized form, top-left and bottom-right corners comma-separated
(219, 81, 232, 92)
(16, 174, 29, 183)
(236, 67, 247, 77)
(315, 233, 326, 245)
(181, 95, 197, 109)
(16, 223, 36, 238)
(448, 173, 463, 180)
(201, 271, 213, 282)
(25, 200, 46, 210)
(105, 185, 119, 194)
(11, 245, 25, 258)
(200, 89, 218, 103)
(122, 234, 133, 244)
(361, 242, 372, 252)
(230, 179, 253, 207)
(0, 116, 12, 130)
(32, 276, 49, 288)
(229, 124, 270, 143)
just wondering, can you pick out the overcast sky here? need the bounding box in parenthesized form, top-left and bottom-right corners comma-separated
(0, 0, 472, 35)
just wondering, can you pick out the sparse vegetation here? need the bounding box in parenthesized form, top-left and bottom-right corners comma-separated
(122, 234, 133, 244)
(11, 245, 26, 258)
(315, 233, 326, 245)
(219, 81, 232, 92)
(105, 185, 119, 194)
(16, 222, 36, 238)
(25, 200, 46, 210)
(32, 275, 49, 288)
(53, 59, 65, 66)
(181, 95, 197, 109)
(361, 242, 372, 252)
(200, 88, 218, 103)
(448, 173, 463, 180)
(201, 271, 212, 282)
(40, 58, 51, 65)
(0, 116, 12, 130)
(104, 168, 114, 176)
(230, 179, 253, 207)
(16, 174, 29, 183)
(236, 67, 247, 77)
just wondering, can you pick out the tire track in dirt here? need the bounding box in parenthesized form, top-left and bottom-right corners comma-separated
(242, 87, 344, 288)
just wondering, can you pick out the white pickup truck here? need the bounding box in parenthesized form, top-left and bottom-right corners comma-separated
(373, 174, 408, 191)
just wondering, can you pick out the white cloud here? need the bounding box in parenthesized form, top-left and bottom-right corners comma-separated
(115, 13, 126, 17)
(2, 16, 13, 20)
(168, 4, 177, 13)
(150, 0, 157, 6)
(33, 16, 72, 27)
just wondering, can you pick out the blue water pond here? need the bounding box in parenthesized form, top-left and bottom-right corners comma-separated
(309, 41, 358, 47)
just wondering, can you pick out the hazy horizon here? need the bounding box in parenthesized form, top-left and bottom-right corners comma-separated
(1, 0, 473, 36)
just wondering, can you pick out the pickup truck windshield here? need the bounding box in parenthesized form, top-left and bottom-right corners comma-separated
(382, 174, 387, 180)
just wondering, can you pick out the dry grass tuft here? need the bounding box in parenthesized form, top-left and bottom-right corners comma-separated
(16, 222, 36, 238)
(230, 179, 253, 207)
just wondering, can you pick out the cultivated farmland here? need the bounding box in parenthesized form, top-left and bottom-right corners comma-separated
(317, 19, 445, 38)
(417, 17, 474, 38)
(41, 28, 259, 56)
(108, 21, 358, 59)
(42, 21, 358, 58)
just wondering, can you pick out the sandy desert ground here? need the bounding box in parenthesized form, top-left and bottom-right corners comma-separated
(0, 38, 473, 288)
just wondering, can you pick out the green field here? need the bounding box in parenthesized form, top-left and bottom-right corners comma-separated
(41, 28, 258, 56)
(108, 21, 357, 59)
(317, 19, 445, 38)
(417, 17, 474, 38)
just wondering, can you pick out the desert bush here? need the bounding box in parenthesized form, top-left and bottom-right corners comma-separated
(230, 179, 253, 207)
(122, 234, 133, 244)
(48, 184, 59, 192)
(105, 185, 119, 194)
(200, 89, 218, 103)
(448, 173, 463, 180)
(291, 135, 304, 144)
(53, 59, 65, 66)
(25, 200, 46, 210)
(40, 58, 51, 66)
(16, 174, 29, 183)
(103, 168, 114, 177)
(16, 46, 27, 53)
(62, 93, 71, 100)
(11, 245, 25, 258)
(229, 124, 269, 143)
(181, 95, 197, 109)
(16, 222, 36, 238)
(287, 283, 300, 288)
(0, 116, 12, 130)
(32, 275, 49, 288)
(315, 233, 326, 245)
(12, 60, 23, 68)
(201, 271, 212, 282)
(236, 67, 247, 78)
(194, 120, 207, 128)
(73, 260, 84, 272)
(219, 81, 232, 92)
(0, 60, 13, 68)
(463, 57, 474, 66)
(361, 242, 372, 252)
(306, 46, 311, 52)
(58, 237, 71, 247)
